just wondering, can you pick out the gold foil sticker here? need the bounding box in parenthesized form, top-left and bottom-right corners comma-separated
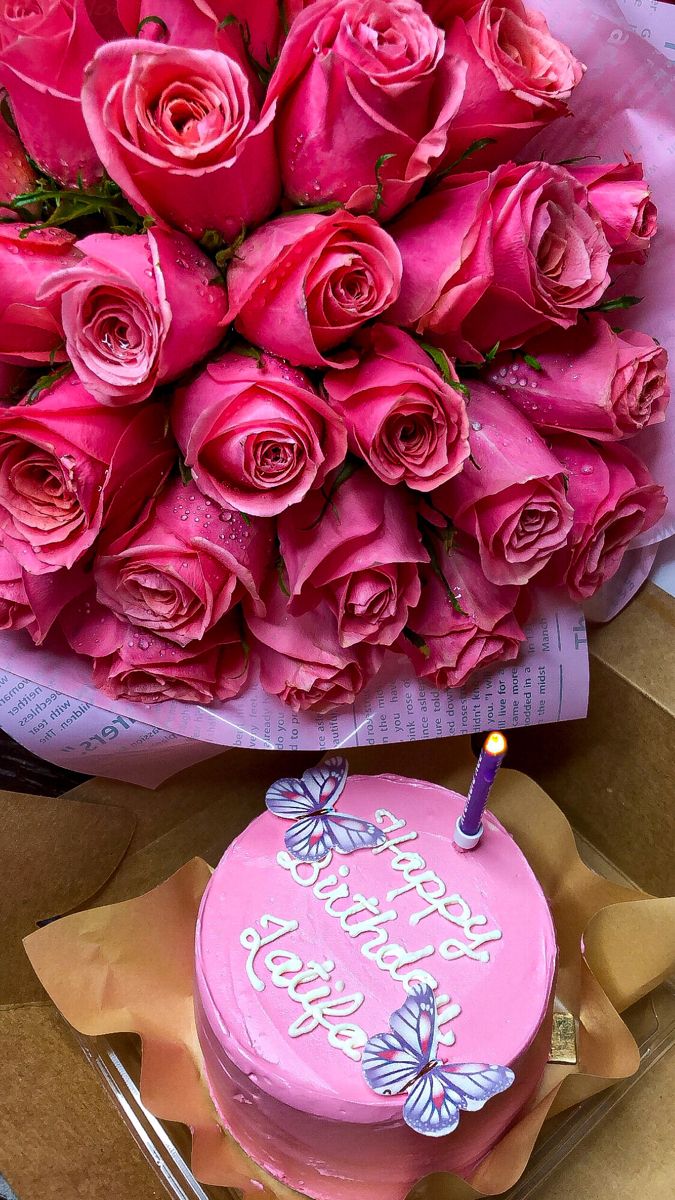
(549, 1011, 578, 1064)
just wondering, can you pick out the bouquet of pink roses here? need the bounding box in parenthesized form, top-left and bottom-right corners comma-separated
(0, 0, 671, 721)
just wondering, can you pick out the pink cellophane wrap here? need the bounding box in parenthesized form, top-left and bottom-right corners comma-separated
(528, 0, 675, 617)
(0, 0, 674, 782)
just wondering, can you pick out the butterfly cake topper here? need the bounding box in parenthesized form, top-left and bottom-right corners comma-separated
(265, 756, 387, 862)
(363, 983, 514, 1137)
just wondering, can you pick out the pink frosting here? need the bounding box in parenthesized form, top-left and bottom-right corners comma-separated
(195, 774, 557, 1200)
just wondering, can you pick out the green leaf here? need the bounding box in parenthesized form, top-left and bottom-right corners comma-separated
(557, 154, 602, 166)
(419, 341, 451, 382)
(419, 528, 468, 616)
(591, 295, 642, 313)
(370, 153, 396, 218)
(304, 457, 360, 530)
(218, 14, 271, 84)
(435, 137, 496, 182)
(449, 379, 470, 397)
(278, 0, 289, 35)
(214, 222, 247, 270)
(276, 555, 290, 596)
(484, 341, 501, 363)
(10, 173, 144, 235)
(522, 353, 543, 372)
(137, 14, 169, 37)
(178, 455, 192, 486)
(26, 363, 72, 404)
(403, 628, 431, 659)
(237, 343, 264, 366)
(239, 510, 252, 526)
(282, 201, 343, 216)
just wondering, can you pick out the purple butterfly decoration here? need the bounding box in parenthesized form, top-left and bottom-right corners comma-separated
(362, 983, 515, 1138)
(265, 756, 386, 862)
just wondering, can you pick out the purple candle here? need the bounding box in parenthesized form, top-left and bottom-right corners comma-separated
(454, 732, 508, 851)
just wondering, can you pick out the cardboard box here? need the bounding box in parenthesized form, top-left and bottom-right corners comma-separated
(508, 584, 675, 897)
(1, 585, 673, 1200)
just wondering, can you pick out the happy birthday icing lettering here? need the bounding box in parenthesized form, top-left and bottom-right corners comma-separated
(239, 914, 367, 1060)
(374, 810, 503, 962)
(238, 808, 502, 1059)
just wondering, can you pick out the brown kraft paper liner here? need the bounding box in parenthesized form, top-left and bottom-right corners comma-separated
(24, 766, 675, 1200)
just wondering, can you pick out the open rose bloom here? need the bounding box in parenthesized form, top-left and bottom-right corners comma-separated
(0, 0, 670, 740)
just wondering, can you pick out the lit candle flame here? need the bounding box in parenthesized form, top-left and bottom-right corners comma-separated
(485, 732, 507, 757)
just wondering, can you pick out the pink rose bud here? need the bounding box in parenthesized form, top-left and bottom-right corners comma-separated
(441, 0, 584, 168)
(0, 225, 79, 366)
(0, 376, 175, 574)
(172, 351, 347, 516)
(227, 211, 402, 368)
(391, 162, 611, 358)
(544, 435, 667, 600)
(324, 325, 470, 490)
(40, 229, 227, 405)
(435, 383, 574, 586)
(94, 477, 274, 647)
(264, 0, 466, 219)
(278, 469, 428, 648)
(486, 316, 670, 440)
(246, 575, 385, 713)
(569, 158, 657, 265)
(0, 116, 36, 219)
(400, 534, 526, 688)
(81, 39, 280, 239)
(0, 0, 104, 184)
(62, 596, 249, 705)
(0, 546, 87, 643)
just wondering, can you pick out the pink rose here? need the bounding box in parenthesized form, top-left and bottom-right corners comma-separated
(324, 325, 469, 490)
(435, 383, 573, 585)
(264, 0, 466, 219)
(441, 1, 584, 167)
(391, 162, 611, 358)
(227, 211, 402, 368)
(0, 0, 103, 184)
(0, 115, 36, 219)
(94, 477, 273, 646)
(476, 162, 611, 347)
(62, 597, 249, 704)
(172, 351, 347, 516)
(40, 229, 227, 405)
(400, 534, 526, 688)
(544, 436, 666, 601)
(278, 470, 427, 647)
(81, 38, 280, 240)
(119, 0, 290, 63)
(486, 316, 670, 440)
(0, 226, 78, 366)
(0, 546, 86, 642)
(247, 576, 384, 713)
(0, 376, 175, 573)
(569, 158, 657, 265)
(388, 171, 494, 362)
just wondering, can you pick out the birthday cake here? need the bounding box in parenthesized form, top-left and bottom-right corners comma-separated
(194, 758, 557, 1200)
